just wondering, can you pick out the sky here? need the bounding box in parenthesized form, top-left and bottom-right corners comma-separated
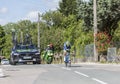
(0, 0, 60, 25)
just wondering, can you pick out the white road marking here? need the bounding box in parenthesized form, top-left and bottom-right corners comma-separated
(61, 67, 71, 71)
(74, 71, 89, 77)
(1, 65, 12, 67)
(52, 65, 108, 84)
(51, 64, 59, 67)
(92, 78, 108, 84)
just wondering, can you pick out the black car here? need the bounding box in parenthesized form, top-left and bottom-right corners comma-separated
(10, 44, 41, 65)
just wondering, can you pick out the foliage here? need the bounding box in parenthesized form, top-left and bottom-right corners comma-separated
(112, 21, 120, 48)
(0, 25, 6, 55)
(62, 15, 93, 56)
(42, 11, 64, 27)
(41, 11, 65, 52)
(97, 0, 120, 32)
(17, 20, 38, 44)
(2, 23, 17, 56)
(76, 0, 93, 30)
(1, 0, 120, 60)
(58, 0, 77, 16)
(96, 32, 111, 53)
(2, 20, 37, 57)
(40, 25, 64, 52)
(77, 0, 120, 34)
(2, 34, 12, 58)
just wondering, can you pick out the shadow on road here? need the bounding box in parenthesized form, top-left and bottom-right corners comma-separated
(70, 65, 82, 68)
(0, 75, 10, 78)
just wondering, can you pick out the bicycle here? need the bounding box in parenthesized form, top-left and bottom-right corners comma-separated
(64, 54, 71, 67)
(65, 60, 71, 67)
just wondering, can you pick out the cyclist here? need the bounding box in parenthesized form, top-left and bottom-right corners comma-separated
(63, 41, 71, 67)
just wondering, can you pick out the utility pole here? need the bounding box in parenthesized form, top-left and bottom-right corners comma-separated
(93, 0, 98, 62)
(38, 13, 40, 53)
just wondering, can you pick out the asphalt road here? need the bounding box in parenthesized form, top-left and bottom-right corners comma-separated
(0, 63, 120, 84)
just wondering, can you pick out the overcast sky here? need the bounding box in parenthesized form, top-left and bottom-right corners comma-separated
(0, 0, 60, 25)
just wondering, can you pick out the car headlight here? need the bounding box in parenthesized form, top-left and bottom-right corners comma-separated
(35, 52, 40, 55)
(13, 53, 19, 56)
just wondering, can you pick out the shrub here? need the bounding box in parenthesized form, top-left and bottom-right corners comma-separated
(96, 32, 111, 53)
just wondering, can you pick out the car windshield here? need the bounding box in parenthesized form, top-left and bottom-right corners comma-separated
(15, 45, 36, 50)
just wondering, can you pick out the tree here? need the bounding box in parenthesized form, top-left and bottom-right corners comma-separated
(2, 23, 18, 57)
(97, 0, 120, 34)
(58, 0, 77, 16)
(112, 21, 120, 48)
(62, 15, 93, 57)
(42, 11, 64, 27)
(77, 0, 120, 35)
(77, 0, 93, 31)
(96, 32, 111, 53)
(2, 34, 12, 58)
(17, 20, 34, 44)
(0, 25, 5, 55)
(41, 11, 65, 51)
(17, 20, 32, 33)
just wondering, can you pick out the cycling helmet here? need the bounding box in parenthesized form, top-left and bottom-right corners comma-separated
(66, 41, 70, 46)
(47, 45, 50, 47)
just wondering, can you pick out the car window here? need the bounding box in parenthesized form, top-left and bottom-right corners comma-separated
(2, 59, 8, 61)
(14, 45, 37, 50)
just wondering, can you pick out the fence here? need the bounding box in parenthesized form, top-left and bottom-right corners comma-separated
(83, 44, 94, 62)
(83, 44, 120, 63)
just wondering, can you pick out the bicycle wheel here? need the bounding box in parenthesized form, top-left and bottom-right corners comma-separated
(68, 60, 71, 67)
(65, 62, 67, 67)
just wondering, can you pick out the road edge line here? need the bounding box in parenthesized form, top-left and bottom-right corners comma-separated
(74, 71, 89, 77)
(92, 78, 108, 84)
